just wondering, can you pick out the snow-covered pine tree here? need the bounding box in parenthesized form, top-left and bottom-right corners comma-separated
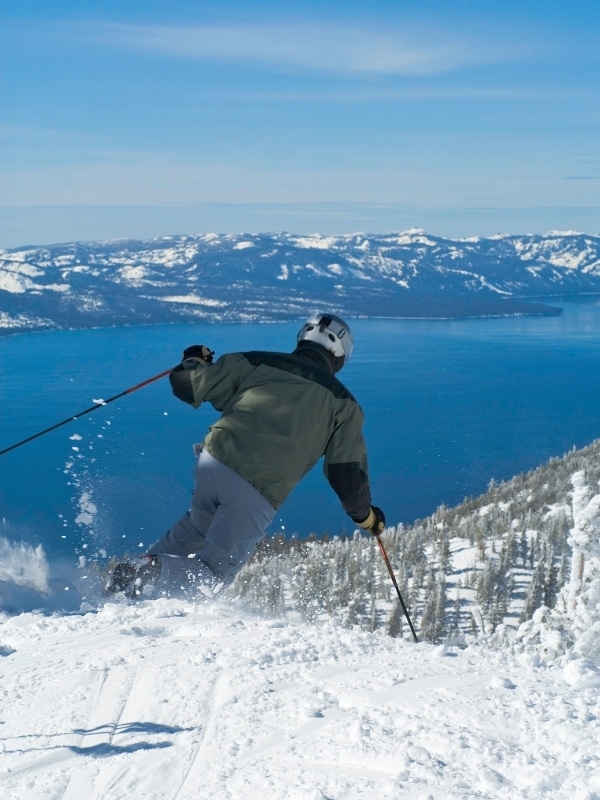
(386, 599, 404, 638)
(563, 471, 600, 656)
(515, 470, 600, 662)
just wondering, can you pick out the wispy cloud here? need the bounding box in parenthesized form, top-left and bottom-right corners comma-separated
(71, 20, 529, 77)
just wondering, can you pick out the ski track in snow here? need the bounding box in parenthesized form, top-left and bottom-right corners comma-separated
(0, 597, 599, 800)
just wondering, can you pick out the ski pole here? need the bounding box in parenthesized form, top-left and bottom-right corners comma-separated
(375, 534, 419, 642)
(0, 367, 173, 457)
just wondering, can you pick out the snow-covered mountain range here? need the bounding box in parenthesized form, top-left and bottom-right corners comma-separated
(2, 228, 600, 334)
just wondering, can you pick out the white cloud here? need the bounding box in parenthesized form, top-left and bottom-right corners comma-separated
(79, 21, 528, 76)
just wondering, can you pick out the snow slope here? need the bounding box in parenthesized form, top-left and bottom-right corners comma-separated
(1, 592, 599, 800)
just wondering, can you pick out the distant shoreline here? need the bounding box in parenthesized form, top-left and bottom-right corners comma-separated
(0, 300, 565, 338)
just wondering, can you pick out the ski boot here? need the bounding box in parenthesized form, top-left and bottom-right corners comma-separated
(104, 555, 161, 599)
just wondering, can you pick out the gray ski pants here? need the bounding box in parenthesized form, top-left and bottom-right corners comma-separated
(149, 449, 276, 588)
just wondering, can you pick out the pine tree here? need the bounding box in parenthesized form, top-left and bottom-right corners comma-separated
(520, 558, 545, 623)
(420, 571, 446, 642)
(434, 578, 447, 640)
(437, 531, 452, 574)
(543, 548, 559, 608)
(518, 529, 528, 566)
(387, 600, 404, 638)
(452, 581, 462, 632)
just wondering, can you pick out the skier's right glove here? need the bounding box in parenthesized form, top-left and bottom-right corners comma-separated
(355, 506, 386, 536)
(178, 345, 215, 370)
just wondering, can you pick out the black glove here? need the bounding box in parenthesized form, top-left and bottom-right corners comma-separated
(355, 506, 385, 536)
(182, 345, 215, 363)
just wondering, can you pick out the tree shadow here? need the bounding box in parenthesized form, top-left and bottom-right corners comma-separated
(68, 740, 173, 757)
(73, 722, 194, 737)
(69, 720, 196, 757)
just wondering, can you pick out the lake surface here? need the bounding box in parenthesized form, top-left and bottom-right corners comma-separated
(1, 297, 599, 562)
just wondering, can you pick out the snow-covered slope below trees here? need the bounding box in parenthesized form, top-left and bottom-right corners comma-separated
(1, 594, 599, 799)
(2, 229, 600, 334)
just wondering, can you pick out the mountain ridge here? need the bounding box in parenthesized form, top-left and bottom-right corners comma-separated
(2, 228, 600, 334)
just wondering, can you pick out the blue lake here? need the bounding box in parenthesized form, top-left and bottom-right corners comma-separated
(1, 297, 599, 563)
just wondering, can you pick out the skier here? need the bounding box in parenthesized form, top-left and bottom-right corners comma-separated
(106, 313, 385, 598)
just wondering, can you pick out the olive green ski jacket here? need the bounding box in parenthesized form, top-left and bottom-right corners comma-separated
(169, 343, 372, 521)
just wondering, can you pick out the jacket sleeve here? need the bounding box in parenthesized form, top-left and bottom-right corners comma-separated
(323, 401, 372, 522)
(169, 364, 197, 405)
(169, 353, 250, 410)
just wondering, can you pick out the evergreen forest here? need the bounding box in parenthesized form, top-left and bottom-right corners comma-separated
(230, 438, 600, 645)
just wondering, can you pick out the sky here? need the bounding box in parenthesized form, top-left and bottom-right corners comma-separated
(1, 0, 599, 247)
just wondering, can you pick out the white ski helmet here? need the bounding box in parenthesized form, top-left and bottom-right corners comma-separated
(297, 313, 353, 371)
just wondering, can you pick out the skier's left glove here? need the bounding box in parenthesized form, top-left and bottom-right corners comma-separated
(355, 506, 385, 536)
(180, 345, 215, 368)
